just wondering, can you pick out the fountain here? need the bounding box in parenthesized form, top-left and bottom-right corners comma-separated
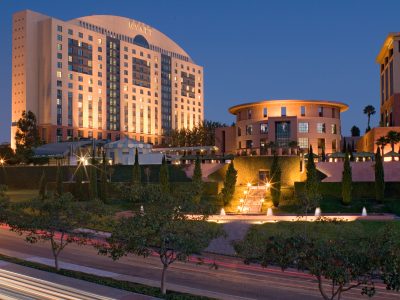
(314, 207, 321, 217)
(267, 207, 273, 216)
(362, 207, 367, 216)
(220, 208, 226, 216)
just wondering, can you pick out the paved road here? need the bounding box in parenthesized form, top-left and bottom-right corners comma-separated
(0, 228, 398, 300)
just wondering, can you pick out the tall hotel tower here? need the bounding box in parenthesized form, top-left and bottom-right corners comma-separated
(11, 10, 204, 148)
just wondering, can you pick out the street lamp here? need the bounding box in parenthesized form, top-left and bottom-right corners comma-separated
(0, 158, 4, 166)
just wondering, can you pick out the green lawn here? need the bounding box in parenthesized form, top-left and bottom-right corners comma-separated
(243, 220, 400, 245)
(261, 195, 400, 216)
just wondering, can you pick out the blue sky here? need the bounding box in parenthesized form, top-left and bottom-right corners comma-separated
(0, 0, 398, 143)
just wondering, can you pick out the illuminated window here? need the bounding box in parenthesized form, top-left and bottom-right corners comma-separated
(247, 109, 252, 119)
(298, 122, 309, 133)
(317, 123, 326, 133)
(298, 137, 309, 149)
(56, 71, 62, 78)
(260, 123, 268, 134)
(331, 124, 337, 134)
(57, 43, 62, 51)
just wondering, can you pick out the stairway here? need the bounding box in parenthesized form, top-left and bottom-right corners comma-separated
(239, 187, 265, 214)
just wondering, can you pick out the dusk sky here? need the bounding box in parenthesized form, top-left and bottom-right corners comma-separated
(0, 0, 399, 143)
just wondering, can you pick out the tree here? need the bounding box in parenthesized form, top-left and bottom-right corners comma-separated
(270, 155, 281, 207)
(7, 193, 102, 270)
(376, 136, 388, 153)
(15, 110, 42, 163)
(0, 185, 10, 224)
(38, 171, 47, 199)
(321, 146, 326, 162)
(98, 195, 223, 295)
(192, 156, 203, 204)
(220, 161, 237, 206)
(235, 231, 400, 300)
(363, 105, 376, 132)
(385, 131, 400, 160)
(132, 148, 141, 185)
(341, 151, 352, 205)
(341, 137, 347, 153)
(303, 145, 321, 216)
(375, 148, 385, 202)
(350, 125, 360, 137)
(159, 155, 169, 193)
(55, 162, 63, 197)
(99, 150, 108, 203)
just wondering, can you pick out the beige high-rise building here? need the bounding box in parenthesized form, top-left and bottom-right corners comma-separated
(11, 10, 204, 148)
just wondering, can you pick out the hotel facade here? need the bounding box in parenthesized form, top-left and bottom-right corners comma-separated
(11, 10, 204, 148)
(216, 99, 348, 155)
(357, 33, 400, 153)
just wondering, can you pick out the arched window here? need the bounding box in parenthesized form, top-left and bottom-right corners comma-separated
(133, 35, 150, 49)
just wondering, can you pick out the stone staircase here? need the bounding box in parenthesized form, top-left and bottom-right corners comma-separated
(239, 186, 266, 214)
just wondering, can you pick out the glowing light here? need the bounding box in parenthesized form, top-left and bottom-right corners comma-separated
(247, 182, 252, 188)
(243, 190, 248, 195)
(265, 182, 271, 189)
(260, 198, 264, 203)
(0, 158, 4, 165)
(239, 198, 244, 203)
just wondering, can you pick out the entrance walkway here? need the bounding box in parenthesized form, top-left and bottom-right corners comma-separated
(238, 186, 266, 213)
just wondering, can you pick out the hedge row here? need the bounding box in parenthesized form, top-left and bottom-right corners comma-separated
(0, 253, 214, 300)
(295, 181, 400, 199)
(0, 165, 191, 189)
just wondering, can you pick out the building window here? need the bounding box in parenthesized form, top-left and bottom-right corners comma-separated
(385, 68, 389, 101)
(298, 137, 309, 149)
(331, 108, 336, 118)
(275, 121, 290, 147)
(298, 122, 309, 133)
(332, 139, 337, 152)
(237, 127, 241, 137)
(247, 109, 252, 119)
(68, 29, 73, 35)
(57, 34, 62, 41)
(263, 107, 268, 118)
(260, 123, 268, 134)
(317, 123, 326, 133)
(57, 25, 63, 32)
(390, 61, 394, 97)
(281, 107, 286, 117)
(318, 106, 323, 117)
(79, 32, 83, 38)
(246, 140, 253, 149)
(56, 71, 62, 78)
(246, 125, 253, 135)
(238, 141, 242, 149)
(331, 124, 337, 134)
(300, 106, 306, 116)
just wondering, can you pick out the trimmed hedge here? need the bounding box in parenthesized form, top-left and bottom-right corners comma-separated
(295, 181, 400, 199)
(0, 165, 191, 189)
(0, 253, 214, 300)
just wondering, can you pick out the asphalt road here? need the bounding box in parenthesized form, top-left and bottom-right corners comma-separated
(0, 228, 398, 300)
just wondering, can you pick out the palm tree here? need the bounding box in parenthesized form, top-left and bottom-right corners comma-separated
(363, 105, 376, 132)
(376, 136, 388, 154)
(385, 131, 400, 160)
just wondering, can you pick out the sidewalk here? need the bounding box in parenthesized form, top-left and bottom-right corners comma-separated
(0, 255, 157, 300)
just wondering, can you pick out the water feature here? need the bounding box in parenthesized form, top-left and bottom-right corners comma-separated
(315, 207, 321, 217)
(267, 207, 273, 216)
(362, 207, 367, 216)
